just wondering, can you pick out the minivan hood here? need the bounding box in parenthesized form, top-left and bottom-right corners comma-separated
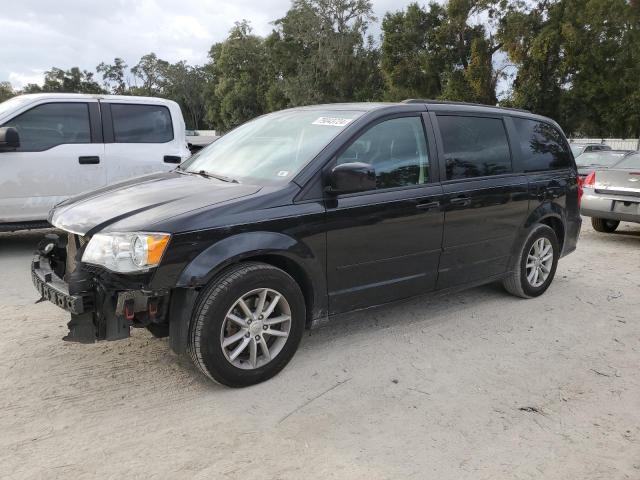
(50, 171, 261, 235)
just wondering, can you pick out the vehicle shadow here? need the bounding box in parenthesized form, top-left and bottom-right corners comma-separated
(588, 223, 640, 243)
(302, 281, 507, 348)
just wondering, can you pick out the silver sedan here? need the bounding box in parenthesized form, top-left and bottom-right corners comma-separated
(581, 152, 640, 232)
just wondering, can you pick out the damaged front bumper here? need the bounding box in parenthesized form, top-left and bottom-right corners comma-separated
(32, 254, 92, 315)
(31, 235, 170, 343)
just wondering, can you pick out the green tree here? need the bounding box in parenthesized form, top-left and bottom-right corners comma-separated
(0, 81, 15, 102)
(498, 0, 567, 121)
(267, 0, 382, 107)
(381, 3, 447, 100)
(205, 21, 269, 130)
(499, 0, 640, 136)
(164, 62, 212, 129)
(130, 53, 169, 96)
(25, 67, 105, 94)
(381, 1, 502, 104)
(97, 57, 129, 94)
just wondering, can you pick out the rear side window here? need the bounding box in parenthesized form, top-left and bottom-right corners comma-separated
(512, 118, 571, 171)
(2, 102, 91, 152)
(110, 104, 173, 143)
(437, 115, 511, 180)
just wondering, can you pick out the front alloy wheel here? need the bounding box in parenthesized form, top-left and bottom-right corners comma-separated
(188, 262, 305, 387)
(220, 288, 292, 369)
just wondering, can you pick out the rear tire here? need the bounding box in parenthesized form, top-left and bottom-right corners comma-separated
(188, 262, 305, 387)
(503, 224, 560, 299)
(591, 217, 619, 233)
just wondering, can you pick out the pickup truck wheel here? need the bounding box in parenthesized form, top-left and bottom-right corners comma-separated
(591, 217, 619, 233)
(503, 224, 559, 299)
(188, 262, 305, 387)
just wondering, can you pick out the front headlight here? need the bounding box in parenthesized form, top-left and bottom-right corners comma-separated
(82, 232, 170, 273)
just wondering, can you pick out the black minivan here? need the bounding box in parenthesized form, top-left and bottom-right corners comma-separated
(32, 100, 581, 387)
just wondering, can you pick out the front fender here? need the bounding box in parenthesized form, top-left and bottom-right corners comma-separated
(174, 231, 327, 324)
(175, 231, 313, 286)
(164, 231, 326, 354)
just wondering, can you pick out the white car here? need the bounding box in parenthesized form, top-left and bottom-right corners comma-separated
(0, 93, 191, 231)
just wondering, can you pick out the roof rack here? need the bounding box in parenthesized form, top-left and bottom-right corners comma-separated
(401, 99, 531, 114)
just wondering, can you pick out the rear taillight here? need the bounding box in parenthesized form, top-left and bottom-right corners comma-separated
(577, 177, 584, 206)
(584, 171, 596, 187)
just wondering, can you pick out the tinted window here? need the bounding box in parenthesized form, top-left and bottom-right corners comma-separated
(111, 104, 173, 143)
(438, 115, 511, 180)
(513, 118, 571, 171)
(2, 102, 90, 152)
(337, 117, 429, 189)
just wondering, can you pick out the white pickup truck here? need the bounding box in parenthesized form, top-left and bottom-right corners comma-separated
(0, 93, 191, 231)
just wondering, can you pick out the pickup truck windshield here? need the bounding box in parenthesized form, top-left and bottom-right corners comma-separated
(181, 109, 363, 185)
(0, 96, 33, 120)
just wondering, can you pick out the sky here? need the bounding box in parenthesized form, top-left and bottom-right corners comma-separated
(1, 0, 422, 89)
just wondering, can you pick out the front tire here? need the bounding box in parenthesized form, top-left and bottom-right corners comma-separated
(188, 262, 305, 387)
(503, 224, 560, 299)
(591, 217, 619, 233)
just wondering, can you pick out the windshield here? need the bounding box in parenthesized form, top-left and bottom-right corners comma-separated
(181, 109, 364, 185)
(570, 144, 585, 157)
(613, 152, 640, 169)
(575, 151, 629, 167)
(0, 95, 33, 119)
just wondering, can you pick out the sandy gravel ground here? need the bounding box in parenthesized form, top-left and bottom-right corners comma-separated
(1, 219, 639, 480)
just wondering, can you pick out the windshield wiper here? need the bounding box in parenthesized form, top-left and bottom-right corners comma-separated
(196, 170, 239, 183)
(178, 168, 239, 183)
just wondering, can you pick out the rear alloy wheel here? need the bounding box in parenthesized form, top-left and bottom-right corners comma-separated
(188, 262, 305, 387)
(591, 217, 619, 233)
(503, 224, 559, 298)
(525, 237, 554, 288)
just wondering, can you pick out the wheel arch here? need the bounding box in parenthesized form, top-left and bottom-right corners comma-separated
(522, 202, 566, 253)
(175, 231, 326, 327)
(508, 204, 566, 266)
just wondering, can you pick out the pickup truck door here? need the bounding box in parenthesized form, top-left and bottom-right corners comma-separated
(0, 100, 106, 223)
(100, 101, 190, 185)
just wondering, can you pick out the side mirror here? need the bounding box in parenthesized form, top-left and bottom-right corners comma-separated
(0, 127, 19, 152)
(328, 162, 376, 194)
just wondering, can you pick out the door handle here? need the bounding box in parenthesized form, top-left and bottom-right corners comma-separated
(164, 155, 182, 164)
(449, 196, 471, 207)
(416, 201, 440, 211)
(78, 156, 100, 165)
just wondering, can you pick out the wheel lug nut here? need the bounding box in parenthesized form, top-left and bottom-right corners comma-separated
(247, 319, 252, 324)
(245, 332, 250, 338)
(259, 315, 263, 320)
(263, 325, 268, 330)
(255, 335, 260, 341)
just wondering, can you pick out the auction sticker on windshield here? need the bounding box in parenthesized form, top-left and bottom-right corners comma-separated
(312, 117, 353, 127)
